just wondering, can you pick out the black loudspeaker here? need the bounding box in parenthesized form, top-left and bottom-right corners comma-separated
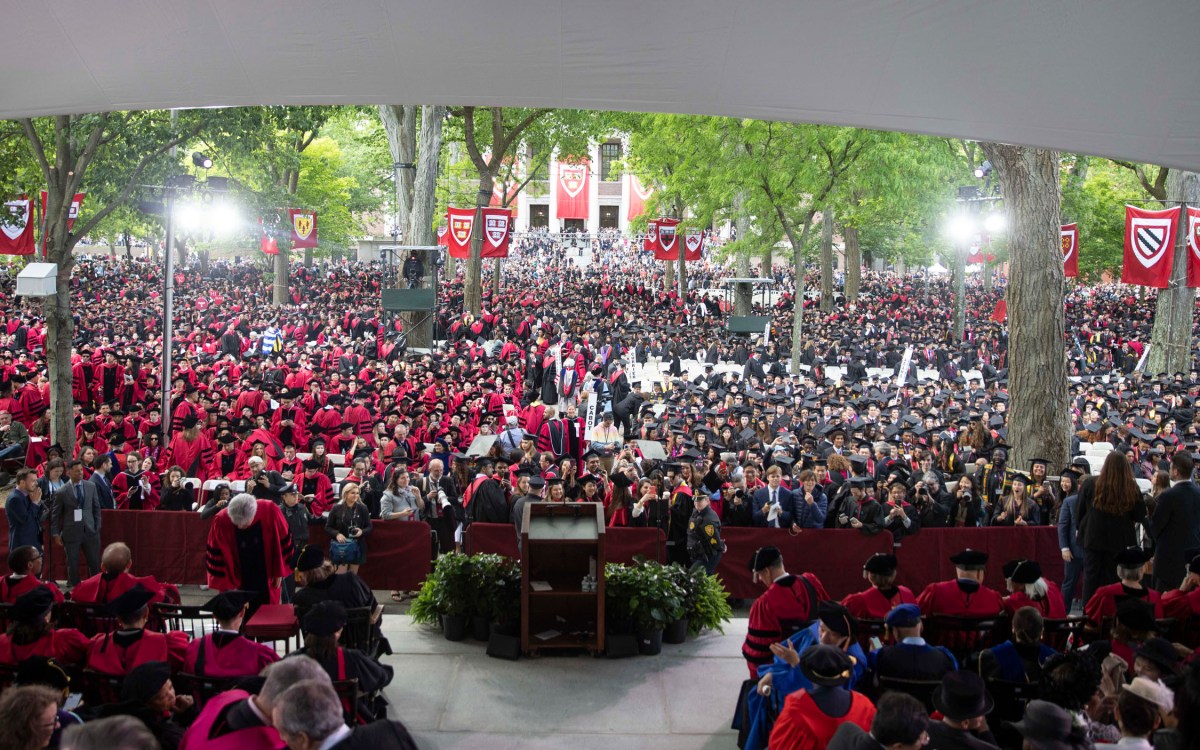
(606, 634, 638, 658)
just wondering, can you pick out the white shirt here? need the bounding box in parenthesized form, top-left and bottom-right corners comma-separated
(316, 725, 353, 750)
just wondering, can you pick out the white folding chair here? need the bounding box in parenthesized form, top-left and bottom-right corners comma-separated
(333, 467, 352, 482)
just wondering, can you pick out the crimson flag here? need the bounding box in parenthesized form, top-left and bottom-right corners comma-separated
(1122, 205, 1178, 288)
(490, 181, 520, 218)
(436, 225, 449, 247)
(643, 220, 658, 252)
(653, 218, 681, 260)
(288, 209, 318, 249)
(1061, 223, 1079, 278)
(39, 191, 85, 256)
(555, 160, 589, 220)
(0, 196, 36, 256)
(626, 174, 652, 221)
(481, 207, 511, 258)
(260, 233, 279, 255)
(1187, 207, 1200, 288)
(683, 227, 705, 261)
(990, 299, 1007, 323)
(446, 206, 476, 259)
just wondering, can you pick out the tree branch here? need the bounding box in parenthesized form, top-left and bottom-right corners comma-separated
(461, 107, 488, 174)
(19, 119, 51, 179)
(70, 123, 203, 243)
(499, 109, 551, 155)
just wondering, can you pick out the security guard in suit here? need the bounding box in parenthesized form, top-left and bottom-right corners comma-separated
(687, 493, 724, 574)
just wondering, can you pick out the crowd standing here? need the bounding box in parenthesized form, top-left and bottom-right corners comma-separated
(0, 231, 1196, 748)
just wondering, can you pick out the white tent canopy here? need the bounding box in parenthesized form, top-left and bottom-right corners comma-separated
(3, 1, 1199, 170)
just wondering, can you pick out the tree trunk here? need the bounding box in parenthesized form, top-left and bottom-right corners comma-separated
(273, 247, 289, 305)
(463, 174, 494, 316)
(1145, 169, 1200, 375)
(400, 104, 446, 349)
(379, 105, 417, 238)
(492, 257, 503, 297)
(982, 261, 993, 293)
(951, 243, 966, 341)
(42, 181, 77, 453)
(303, 247, 313, 268)
(819, 208, 834, 312)
(406, 105, 445, 245)
(665, 259, 675, 292)
(762, 246, 772, 276)
(980, 143, 1070, 471)
(733, 191, 753, 316)
(844, 223, 861, 302)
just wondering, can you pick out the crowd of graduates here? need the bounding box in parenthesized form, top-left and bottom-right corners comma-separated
(0, 231, 1194, 748)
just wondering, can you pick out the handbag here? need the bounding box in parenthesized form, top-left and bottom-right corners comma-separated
(329, 539, 361, 564)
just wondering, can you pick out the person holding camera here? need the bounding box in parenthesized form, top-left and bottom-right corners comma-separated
(325, 484, 372, 574)
(947, 474, 984, 527)
(630, 477, 669, 533)
(911, 472, 950, 528)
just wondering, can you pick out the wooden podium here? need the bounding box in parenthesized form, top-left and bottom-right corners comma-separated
(520, 502, 605, 655)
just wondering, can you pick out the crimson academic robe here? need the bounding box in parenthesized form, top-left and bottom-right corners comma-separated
(178, 689, 285, 750)
(1084, 582, 1164, 624)
(0, 628, 91, 667)
(299, 472, 335, 515)
(163, 434, 216, 480)
(1163, 588, 1200, 621)
(205, 499, 293, 605)
(768, 690, 876, 750)
(1004, 585, 1068, 619)
(111, 470, 161, 510)
(0, 576, 64, 604)
(86, 628, 189, 675)
(70, 571, 178, 606)
(742, 573, 829, 678)
(916, 579, 1005, 617)
(183, 631, 280, 677)
(842, 585, 918, 621)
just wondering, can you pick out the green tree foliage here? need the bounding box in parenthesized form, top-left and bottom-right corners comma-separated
(1061, 157, 1148, 280)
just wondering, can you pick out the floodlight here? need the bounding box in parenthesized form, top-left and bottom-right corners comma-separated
(192, 152, 213, 170)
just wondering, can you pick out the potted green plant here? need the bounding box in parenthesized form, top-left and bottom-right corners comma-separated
(408, 552, 474, 641)
(683, 563, 734, 637)
(603, 563, 639, 658)
(467, 554, 521, 640)
(662, 564, 695, 644)
(626, 561, 685, 655)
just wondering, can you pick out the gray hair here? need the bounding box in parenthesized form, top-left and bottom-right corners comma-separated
(260, 655, 331, 709)
(62, 715, 161, 750)
(273, 679, 345, 743)
(227, 493, 258, 528)
(1027, 578, 1049, 600)
(875, 442, 892, 457)
(247, 456, 265, 466)
(923, 472, 940, 486)
(1118, 565, 1143, 583)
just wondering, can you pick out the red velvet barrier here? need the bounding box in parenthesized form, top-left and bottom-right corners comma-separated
(893, 526, 1064, 598)
(464, 523, 666, 566)
(0, 511, 431, 594)
(716, 528, 896, 601)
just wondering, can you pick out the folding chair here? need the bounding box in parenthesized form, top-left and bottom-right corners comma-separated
(152, 603, 218, 639)
(876, 676, 942, 713)
(924, 615, 1007, 660)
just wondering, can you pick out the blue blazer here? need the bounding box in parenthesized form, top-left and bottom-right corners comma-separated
(1057, 494, 1085, 558)
(752, 485, 793, 528)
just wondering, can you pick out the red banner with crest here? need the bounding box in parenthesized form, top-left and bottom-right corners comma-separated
(481, 207, 511, 258)
(446, 206, 476, 259)
(1061, 223, 1079, 278)
(653, 218, 681, 260)
(0, 196, 36, 256)
(39, 191, 85, 256)
(288, 209, 318, 249)
(1122, 205, 1178, 288)
(1187, 207, 1200, 288)
(683, 227, 705, 261)
(626, 174, 652, 221)
(555, 160, 589, 220)
(436, 225, 449, 247)
(643, 220, 658, 252)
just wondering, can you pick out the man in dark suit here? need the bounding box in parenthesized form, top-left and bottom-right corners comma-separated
(1151, 452, 1200, 591)
(751, 465, 793, 528)
(6, 468, 44, 553)
(89, 453, 116, 510)
(1056, 468, 1087, 612)
(51, 458, 102, 587)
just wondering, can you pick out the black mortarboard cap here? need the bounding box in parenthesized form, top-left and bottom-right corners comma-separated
(202, 589, 257, 621)
(863, 553, 897, 575)
(749, 546, 782, 572)
(1010, 560, 1042, 584)
(302, 600, 349, 636)
(120, 660, 172, 704)
(295, 544, 325, 572)
(1114, 545, 1152, 567)
(12, 586, 55, 622)
(107, 583, 156, 620)
(949, 549, 989, 568)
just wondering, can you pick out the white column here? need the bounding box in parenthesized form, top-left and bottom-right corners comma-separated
(588, 142, 600, 234)
(548, 152, 559, 231)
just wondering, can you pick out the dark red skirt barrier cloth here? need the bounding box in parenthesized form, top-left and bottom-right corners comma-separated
(464, 523, 666, 566)
(243, 603, 299, 642)
(0, 512, 432, 595)
(716, 528, 895, 600)
(892, 526, 1065, 601)
(0, 512, 1059, 603)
